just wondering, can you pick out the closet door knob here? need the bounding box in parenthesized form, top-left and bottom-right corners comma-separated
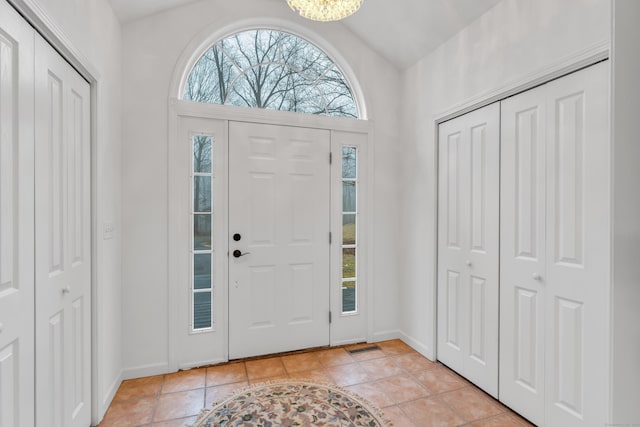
(0, 323, 3, 333)
(62, 286, 71, 294)
(532, 273, 542, 281)
(465, 260, 473, 267)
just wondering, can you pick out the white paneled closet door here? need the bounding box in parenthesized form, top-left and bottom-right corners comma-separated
(500, 61, 609, 427)
(34, 34, 92, 427)
(437, 102, 500, 397)
(499, 82, 547, 425)
(0, 2, 35, 426)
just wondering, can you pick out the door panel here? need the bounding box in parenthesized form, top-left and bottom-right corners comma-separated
(500, 61, 609, 427)
(229, 122, 330, 360)
(500, 85, 547, 426)
(544, 61, 609, 427)
(0, 2, 34, 425)
(438, 102, 500, 397)
(35, 34, 91, 427)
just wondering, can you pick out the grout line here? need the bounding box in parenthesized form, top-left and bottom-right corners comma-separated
(148, 374, 165, 424)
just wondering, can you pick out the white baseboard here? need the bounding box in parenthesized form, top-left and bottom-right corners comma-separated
(370, 330, 401, 342)
(90, 369, 123, 426)
(122, 362, 171, 380)
(399, 331, 435, 361)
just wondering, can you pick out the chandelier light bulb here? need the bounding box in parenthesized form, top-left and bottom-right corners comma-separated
(287, 0, 363, 22)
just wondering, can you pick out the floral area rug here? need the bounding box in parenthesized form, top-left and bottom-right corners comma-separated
(192, 379, 392, 426)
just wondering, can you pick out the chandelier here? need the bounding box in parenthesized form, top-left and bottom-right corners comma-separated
(287, 0, 363, 22)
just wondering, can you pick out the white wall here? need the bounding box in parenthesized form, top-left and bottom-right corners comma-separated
(399, 0, 611, 358)
(24, 0, 124, 423)
(611, 0, 640, 423)
(121, 0, 402, 376)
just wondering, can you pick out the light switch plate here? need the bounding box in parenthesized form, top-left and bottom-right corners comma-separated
(103, 222, 115, 240)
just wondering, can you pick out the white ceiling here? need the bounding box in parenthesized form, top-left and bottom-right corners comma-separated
(108, 0, 502, 68)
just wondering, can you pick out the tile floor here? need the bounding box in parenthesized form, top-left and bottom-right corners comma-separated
(98, 340, 534, 427)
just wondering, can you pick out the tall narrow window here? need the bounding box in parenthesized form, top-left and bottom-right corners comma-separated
(342, 146, 358, 313)
(192, 135, 213, 330)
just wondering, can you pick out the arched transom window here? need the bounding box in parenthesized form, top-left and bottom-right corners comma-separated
(183, 29, 359, 118)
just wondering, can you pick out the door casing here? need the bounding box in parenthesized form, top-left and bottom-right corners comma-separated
(168, 102, 372, 370)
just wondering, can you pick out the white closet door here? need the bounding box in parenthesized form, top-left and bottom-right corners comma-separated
(0, 2, 35, 426)
(500, 84, 547, 426)
(500, 61, 609, 426)
(544, 61, 609, 427)
(437, 102, 500, 397)
(35, 34, 91, 427)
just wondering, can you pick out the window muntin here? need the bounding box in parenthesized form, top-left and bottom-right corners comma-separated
(341, 146, 358, 313)
(192, 135, 213, 330)
(184, 29, 358, 118)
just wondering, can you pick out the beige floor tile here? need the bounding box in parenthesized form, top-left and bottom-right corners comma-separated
(162, 368, 206, 393)
(153, 389, 205, 422)
(113, 375, 163, 402)
(287, 369, 332, 383)
(359, 357, 405, 379)
(381, 405, 417, 427)
(98, 396, 156, 427)
(316, 348, 355, 367)
(393, 353, 438, 372)
(377, 340, 415, 356)
(414, 367, 468, 394)
(349, 348, 387, 361)
(346, 382, 395, 408)
(206, 363, 247, 387)
(205, 381, 249, 407)
(325, 363, 371, 386)
(375, 375, 431, 404)
(281, 352, 323, 373)
(401, 397, 465, 427)
(245, 357, 286, 380)
(439, 387, 505, 422)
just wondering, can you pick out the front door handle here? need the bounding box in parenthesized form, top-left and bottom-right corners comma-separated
(233, 250, 250, 258)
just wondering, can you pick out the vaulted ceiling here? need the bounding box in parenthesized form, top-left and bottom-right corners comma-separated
(108, 0, 502, 68)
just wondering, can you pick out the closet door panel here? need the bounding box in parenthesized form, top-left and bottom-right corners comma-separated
(545, 61, 609, 427)
(35, 34, 91, 427)
(438, 103, 499, 397)
(464, 104, 500, 398)
(500, 86, 547, 426)
(0, 2, 34, 426)
(438, 121, 467, 375)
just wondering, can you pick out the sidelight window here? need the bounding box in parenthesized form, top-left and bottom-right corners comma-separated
(341, 146, 358, 313)
(192, 135, 214, 330)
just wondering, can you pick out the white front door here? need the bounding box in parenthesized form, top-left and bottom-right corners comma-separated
(228, 122, 331, 360)
(0, 2, 35, 426)
(34, 34, 91, 427)
(437, 103, 500, 397)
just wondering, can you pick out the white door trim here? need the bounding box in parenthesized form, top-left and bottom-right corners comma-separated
(168, 102, 373, 370)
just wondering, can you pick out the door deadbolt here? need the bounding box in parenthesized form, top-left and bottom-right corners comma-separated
(233, 233, 242, 241)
